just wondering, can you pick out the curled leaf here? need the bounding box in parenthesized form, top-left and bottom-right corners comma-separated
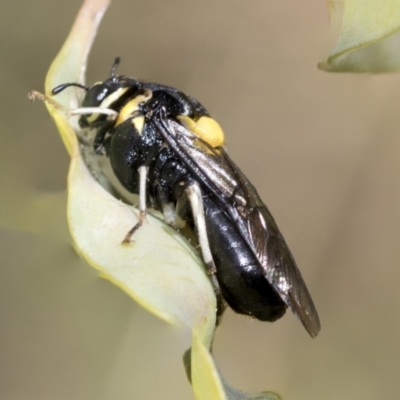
(39, 0, 281, 398)
(320, 0, 400, 72)
(45, 0, 217, 346)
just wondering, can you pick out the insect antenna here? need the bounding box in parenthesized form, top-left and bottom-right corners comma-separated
(51, 83, 89, 95)
(110, 57, 121, 78)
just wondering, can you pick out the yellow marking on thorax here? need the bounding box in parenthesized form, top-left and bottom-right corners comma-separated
(177, 115, 225, 147)
(115, 90, 152, 134)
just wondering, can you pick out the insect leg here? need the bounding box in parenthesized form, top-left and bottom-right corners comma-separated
(122, 166, 149, 244)
(184, 181, 226, 319)
(93, 121, 116, 155)
(155, 183, 186, 229)
(68, 107, 118, 119)
(28, 91, 119, 120)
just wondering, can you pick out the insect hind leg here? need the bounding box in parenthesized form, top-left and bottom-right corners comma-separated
(183, 181, 226, 321)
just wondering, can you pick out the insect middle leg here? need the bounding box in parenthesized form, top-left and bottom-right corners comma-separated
(153, 178, 226, 320)
(122, 165, 149, 244)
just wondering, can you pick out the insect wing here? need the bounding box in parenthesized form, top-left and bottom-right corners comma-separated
(221, 152, 321, 337)
(155, 115, 320, 337)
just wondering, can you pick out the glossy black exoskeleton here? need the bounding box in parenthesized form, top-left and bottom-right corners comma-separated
(52, 58, 320, 337)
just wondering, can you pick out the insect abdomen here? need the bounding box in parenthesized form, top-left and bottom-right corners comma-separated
(202, 194, 287, 322)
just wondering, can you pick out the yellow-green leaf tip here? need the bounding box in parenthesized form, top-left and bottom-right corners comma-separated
(320, 0, 400, 72)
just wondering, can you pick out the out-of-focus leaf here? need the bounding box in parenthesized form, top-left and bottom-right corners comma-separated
(320, 0, 400, 72)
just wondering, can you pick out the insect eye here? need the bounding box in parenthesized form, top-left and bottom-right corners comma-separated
(82, 84, 110, 107)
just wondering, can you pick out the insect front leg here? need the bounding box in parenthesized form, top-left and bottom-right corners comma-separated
(122, 166, 149, 244)
(28, 91, 119, 121)
(183, 181, 226, 320)
(93, 121, 116, 155)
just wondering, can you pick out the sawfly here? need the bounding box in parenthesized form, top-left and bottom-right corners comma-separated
(50, 58, 321, 337)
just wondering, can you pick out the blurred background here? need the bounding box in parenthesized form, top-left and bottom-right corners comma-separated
(1, 0, 400, 399)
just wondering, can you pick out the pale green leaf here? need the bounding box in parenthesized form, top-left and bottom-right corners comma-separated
(320, 0, 400, 72)
(44, 0, 217, 344)
(191, 332, 281, 400)
(39, 0, 280, 398)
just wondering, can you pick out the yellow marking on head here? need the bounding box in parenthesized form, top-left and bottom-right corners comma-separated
(101, 87, 129, 109)
(115, 90, 153, 134)
(177, 115, 225, 148)
(86, 86, 130, 124)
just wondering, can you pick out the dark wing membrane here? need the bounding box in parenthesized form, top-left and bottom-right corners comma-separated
(157, 120, 240, 199)
(221, 150, 321, 337)
(249, 205, 321, 337)
(154, 116, 320, 337)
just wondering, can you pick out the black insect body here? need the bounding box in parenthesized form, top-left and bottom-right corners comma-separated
(52, 59, 320, 337)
